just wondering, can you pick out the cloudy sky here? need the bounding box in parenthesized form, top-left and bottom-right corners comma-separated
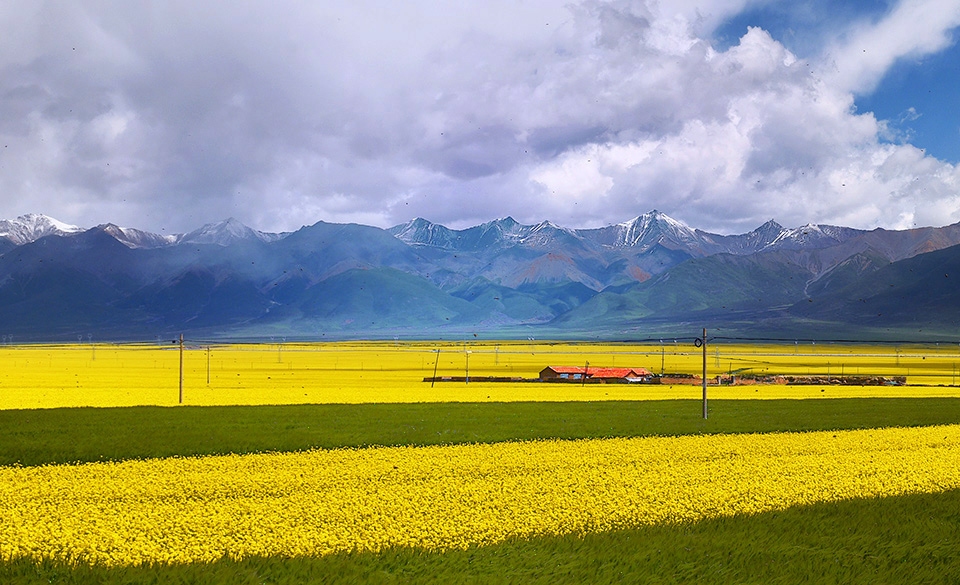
(1, 0, 959, 235)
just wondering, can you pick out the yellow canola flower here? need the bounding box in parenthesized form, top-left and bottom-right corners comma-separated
(1, 424, 960, 565)
(2, 342, 959, 410)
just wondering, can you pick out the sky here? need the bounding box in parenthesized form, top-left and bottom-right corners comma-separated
(1, 0, 959, 235)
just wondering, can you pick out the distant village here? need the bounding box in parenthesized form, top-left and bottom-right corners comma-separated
(425, 366, 906, 386)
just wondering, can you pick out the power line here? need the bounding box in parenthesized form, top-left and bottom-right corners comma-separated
(712, 336, 960, 345)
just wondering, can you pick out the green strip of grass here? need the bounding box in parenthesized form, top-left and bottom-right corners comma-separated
(2, 398, 959, 467)
(3, 487, 958, 584)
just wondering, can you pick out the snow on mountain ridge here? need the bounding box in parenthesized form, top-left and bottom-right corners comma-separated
(96, 224, 179, 249)
(387, 218, 458, 248)
(590, 210, 705, 251)
(0, 212, 868, 254)
(0, 214, 83, 245)
(390, 211, 708, 252)
(760, 223, 863, 251)
(175, 218, 286, 246)
(0, 215, 288, 248)
(390, 216, 583, 251)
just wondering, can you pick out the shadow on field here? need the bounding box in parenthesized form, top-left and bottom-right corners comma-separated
(3, 488, 959, 584)
(1, 398, 959, 466)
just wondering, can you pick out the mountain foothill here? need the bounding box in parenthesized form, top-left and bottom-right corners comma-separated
(1, 211, 959, 340)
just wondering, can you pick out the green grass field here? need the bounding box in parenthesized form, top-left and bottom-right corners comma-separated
(2, 397, 960, 583)
(3, 398, 960, 467)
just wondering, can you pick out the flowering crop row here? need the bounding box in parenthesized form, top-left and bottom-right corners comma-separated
(1, 424, 959, 565)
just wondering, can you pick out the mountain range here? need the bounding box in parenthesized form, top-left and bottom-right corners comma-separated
(2, 211, 960, 340)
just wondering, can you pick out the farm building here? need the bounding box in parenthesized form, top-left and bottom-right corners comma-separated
(539, 366, 653, 382)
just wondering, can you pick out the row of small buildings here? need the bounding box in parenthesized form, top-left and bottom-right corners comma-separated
(425, 366, 906, 386)
(538, 366, 905, 386)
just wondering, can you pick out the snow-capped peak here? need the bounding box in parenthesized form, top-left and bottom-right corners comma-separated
(176, 218, 284, 246)
(612, 210, 698, 248)
(484, 216, 525, 238)
(0, 214, 84, 245)
(758, 222, 864, 251)
(528, 219, 577, 237)
(96, 224, 178, 249)
(388, 218, 457, 248)
(619, 209, 684, 227)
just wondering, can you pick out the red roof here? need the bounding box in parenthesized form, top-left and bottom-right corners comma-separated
(544, 366, 652, 378)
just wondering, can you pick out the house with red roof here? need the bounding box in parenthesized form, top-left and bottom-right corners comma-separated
(539, 366, 653, 382)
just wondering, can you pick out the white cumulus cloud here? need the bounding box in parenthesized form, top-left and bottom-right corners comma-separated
(0, 0, 957, 234)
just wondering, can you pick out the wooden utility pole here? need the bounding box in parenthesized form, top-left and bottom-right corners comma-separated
(206, 346, 211, 385)
(465, 350, 471, 384)
(431, 348, 440, 387)
(702, 328, 707, 419)
(582, 360, 589, 387)
(179, 334, 184, 404)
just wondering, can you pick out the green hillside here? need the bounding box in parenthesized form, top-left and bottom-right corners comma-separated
(558, 252, 813, 328)
(289, 267, 481, 329)
(794, 242, 960, 326)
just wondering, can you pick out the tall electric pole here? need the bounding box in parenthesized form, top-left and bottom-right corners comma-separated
(179, 334, 184, 404)
(702, 328, 707, 419)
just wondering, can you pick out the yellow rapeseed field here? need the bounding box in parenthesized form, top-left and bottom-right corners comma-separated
(1, 424, 958, 565)
(1, 341, 959, 409)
